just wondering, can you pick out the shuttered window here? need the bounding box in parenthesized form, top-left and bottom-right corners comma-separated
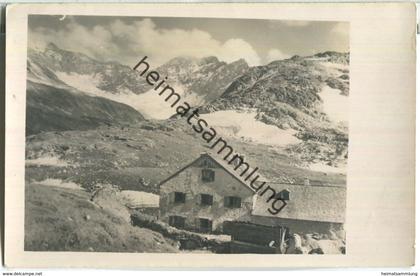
(200, 194, 213, 206)
(169, 216, 186, 229)
(201, 169, 215, 182)
(224, 196, 241, 208)
(198, 218, 212, 233)
(174, 192, 186, 203)
(276, 189, 290, 201)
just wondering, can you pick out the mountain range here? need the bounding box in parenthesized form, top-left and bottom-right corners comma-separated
(28, 43, 249, 116)
(26, 42, 349, 178)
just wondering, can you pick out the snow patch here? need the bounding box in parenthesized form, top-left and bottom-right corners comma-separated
(201, 110, 300, 146)
(26, 155, 70, 167)
(309, 163, 346, 174)
(319, 86, 348, 124)
(319, 62, 348, 71)
(56, 72, 106, 95)
(133, 84, 204, 119)
(32, 178, 83, 190)
(55, 72, 199, 120)
(28, 61, 57, 86)
(121, 190, 159, 208)
(27, 75, 55, 86)
(134, 85, 190, 120)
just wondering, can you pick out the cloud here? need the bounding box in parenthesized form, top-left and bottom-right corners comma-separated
(29, 18, 261, 66)
(266, 48, 290, 62)
(330, 22, 349, 37)
(328, 22, 349, 52)
(217, 38, 261, 66)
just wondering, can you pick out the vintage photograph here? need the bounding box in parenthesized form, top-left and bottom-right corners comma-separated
(25, 15, 349, 254)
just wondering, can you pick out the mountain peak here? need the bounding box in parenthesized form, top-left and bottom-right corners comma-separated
(46, 42, 60, 51)
(199, 56, 220, 65)
(314, 51, 342, 58)
(311, 51, 349, 64)
(229, 58, 248, 67)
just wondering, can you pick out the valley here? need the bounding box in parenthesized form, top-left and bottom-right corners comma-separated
(24, 43, 349, 253)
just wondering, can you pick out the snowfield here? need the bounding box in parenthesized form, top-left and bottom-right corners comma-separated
(55, 72, 202, 119)
(134, 88, 179, 119)
(121, 190, 160, 208)
(318, 86, 348, 124)
(26, 155, 71, 167)
(309, 163, 346, 174)
(56, 72, 106, 95)
(32, 178, 83, 190)
(319, 61, 348, 71)
(135, 84, 204, 120)
(201, 110, 300, 147)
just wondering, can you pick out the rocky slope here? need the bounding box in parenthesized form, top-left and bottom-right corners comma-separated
(200, 52, 349, 168)
(28, 43, 249, 118)
(26, 81, 145, 135)
(26, 44, 349, 176)
(203, 52, 349, 120)
(156, 56, 249, 105)
(28, 43, 151, 94)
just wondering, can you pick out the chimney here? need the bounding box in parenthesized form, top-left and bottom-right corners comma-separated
(232, 154, 244, 167)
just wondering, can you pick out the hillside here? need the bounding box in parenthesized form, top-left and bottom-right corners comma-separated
(25, 184, 178, 252)
(25, 120, 346, 197)
(201, 52, 349, 168)
(28, 44, 249, 119)
(25, 45, 348, 191)
(26, 81, 145, 135)
(203, 52, 349, 126)
(24, 45, 349, 254)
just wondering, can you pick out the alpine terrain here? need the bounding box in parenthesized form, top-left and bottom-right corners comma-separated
(25, 43, 349, 252)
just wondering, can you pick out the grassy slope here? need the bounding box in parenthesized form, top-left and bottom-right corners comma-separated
(25, 119, 346, 195)
(26, 81, 145, 135)
(25, 184, 178, 252)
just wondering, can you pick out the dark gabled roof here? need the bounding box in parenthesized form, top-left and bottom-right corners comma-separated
(158, 158, 199, 186)
(159, 152, 259, 192)
(252, 183, 346, 223)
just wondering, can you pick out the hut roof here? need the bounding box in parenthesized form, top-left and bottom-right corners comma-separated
(159, 152, 267, 191)
(252, 183, 346, 223)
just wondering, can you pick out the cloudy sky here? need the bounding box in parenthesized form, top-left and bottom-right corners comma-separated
(28, 15, 349, 67)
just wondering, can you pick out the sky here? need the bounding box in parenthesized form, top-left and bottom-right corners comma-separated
(28, 15, 349, 67)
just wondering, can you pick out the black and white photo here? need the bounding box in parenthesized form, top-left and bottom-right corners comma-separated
(24, 15, 350, 254)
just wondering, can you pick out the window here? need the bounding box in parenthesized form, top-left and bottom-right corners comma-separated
(169, 216, 186, 229)
(200, 194, 213, 206)
(174, 192, 186, 203)
(276, 189, 290, 201)
(198, 218, 212, 233)
(202, 159, 212, 167)
(224, 196, 241, 208)
(202, 169, 215, 182)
